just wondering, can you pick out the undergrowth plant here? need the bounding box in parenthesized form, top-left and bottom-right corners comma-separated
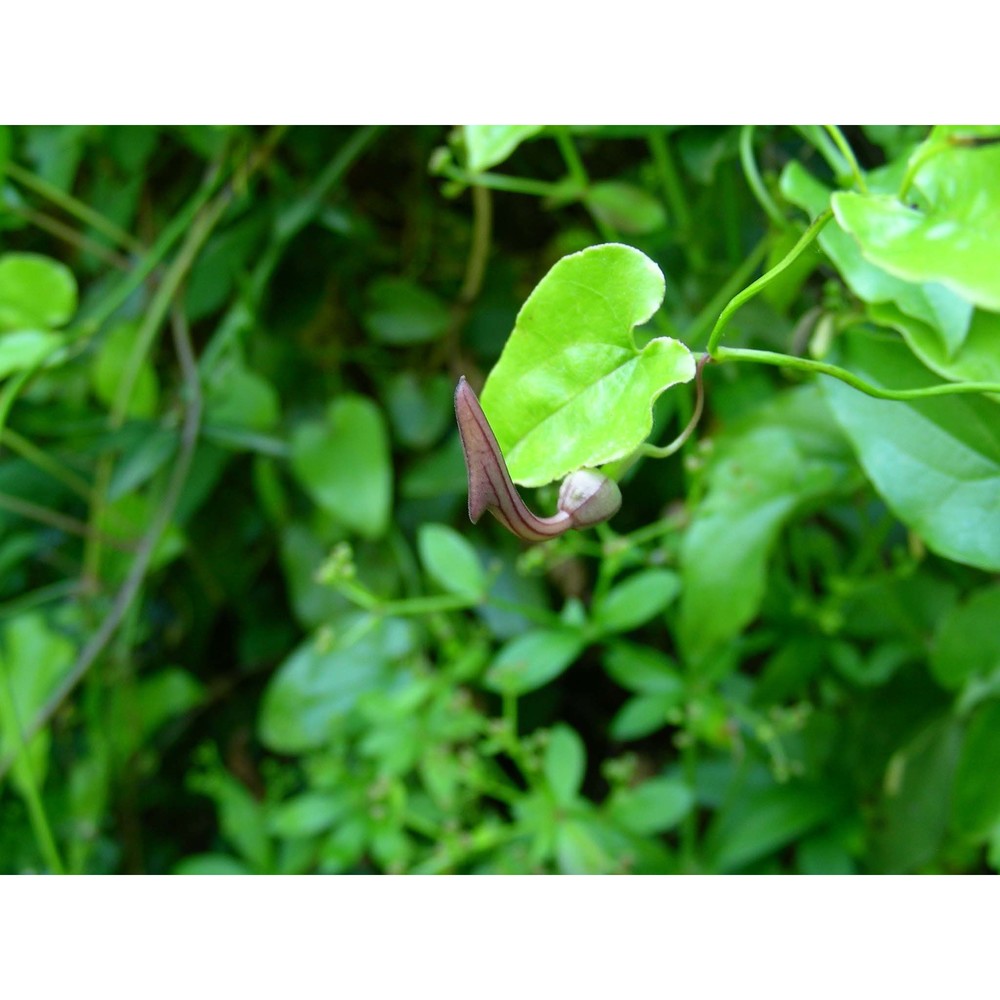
(0, 125, 998, 873)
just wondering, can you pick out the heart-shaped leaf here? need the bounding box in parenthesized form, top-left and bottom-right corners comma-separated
(479, 243, 694, 486)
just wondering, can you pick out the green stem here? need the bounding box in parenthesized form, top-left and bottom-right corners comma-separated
(686, 236, 770, 348)
(0, 660, 66, 873)
(739, 126, 786, 228)
(823, 126, 867, 193)
(898, 139, 949, 202)
(706, 211, 832, 355)
(1, 428, 93, 500)
(5, 161, 146, 255)
(714, 346, 1000, 400)
(553, 126, 590, 192)
(648, 130, 691, 234)
(437, 162, 573, 200)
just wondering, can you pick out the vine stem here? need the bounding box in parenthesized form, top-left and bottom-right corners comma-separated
(738, 126, 786, 228)
(823, 126, 868, 193)
(713, 346, 1000, 401)
(706, 209, 832, 355)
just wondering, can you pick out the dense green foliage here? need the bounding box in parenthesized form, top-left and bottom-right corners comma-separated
(0, 125, 998, 874)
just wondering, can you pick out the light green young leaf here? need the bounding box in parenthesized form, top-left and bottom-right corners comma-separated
(463, 125, 543, 173)
(290, 395, 392, 539)
(0, 252, 77, 331)
(0, 330, 64, 379)
(822, 329, 1000, 572)
(480, 244, 694, 486)
(832, 144, 1000, 313)
(610, 692, 679, 740)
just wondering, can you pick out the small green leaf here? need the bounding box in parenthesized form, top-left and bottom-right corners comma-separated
(953, 700, 1000, 840)
(931, 585, 1000, 691)
(593, 568, 680, 634)
(480, 243, 694, 486)
(417, 523, 486, 599)
(484, 628, 585, 695)
(269, 793, 347, 838)
(205, 360, 280, 432)
(0, 252, 77, 331)
(609, 692, 678, 741)
(463, 125, 543, 173)
(585, 181, 667, 235)
(603, 642, 683, 694)
(290, 395, 392, 539)
(608, 777, 693, 834)
(543, 724, 586, 806)
(363, 277, 451, 346)
(822, 329, 1000, 572)
(832, 144, 1000, 313)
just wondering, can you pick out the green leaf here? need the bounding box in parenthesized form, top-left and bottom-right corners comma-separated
(781, 162, 974, 357)
(484, 628, 585, 695)
(706, 782, 837, 873)
(91, 320, 159, 420)
(417, 523, 486, 599)
(543, 724, 586, 806)
(603, 642, 683, 695)
(832, 144, 1000, 312)
(608, 777, 693, 834)
(610, 692, 678, 741)
(822, 329, 1000, 572)
(480, 244, 694, 487)
(205, 360, 280, 432)
(0, 329, 64, 379)
(269, 793, 347, 838)
(953, 700, 1000, 840)
(363, 277, 451, 346)
(585, 181, 666, 235)
(463, 125, 543, 173)
(872, 717, 961, 872)
(173, 854, 253, 875)
(290, 395, 392, 539)
(593, 568, 680, 635)
(931, 585, 1000, 691)
(258, 616, 417, 753)
(384, 372, 451, 448)
(679, 387, 851, 662)
(0, 252, 77, 331)
(0, 612, 76, 796)
(555, 819, 611, 874)
(868, 303, 1000, 387)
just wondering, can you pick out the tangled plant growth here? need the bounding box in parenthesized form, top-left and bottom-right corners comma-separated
(0, 125, 998, 874)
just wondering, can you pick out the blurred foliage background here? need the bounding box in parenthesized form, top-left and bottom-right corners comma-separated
(0, 125, 998, 874)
